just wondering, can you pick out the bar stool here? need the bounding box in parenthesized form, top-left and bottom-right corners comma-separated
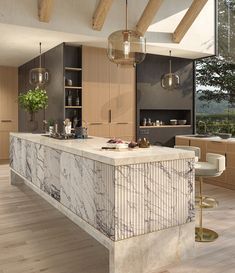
(195, 153, 225, 242)
(174, 146, 226, 242)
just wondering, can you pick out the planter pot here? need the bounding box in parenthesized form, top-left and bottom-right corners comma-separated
(28, 112, 38, 132)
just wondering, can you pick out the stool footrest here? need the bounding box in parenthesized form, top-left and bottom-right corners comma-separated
(195, 227, 218, 242)
(195, 196, 218, 209)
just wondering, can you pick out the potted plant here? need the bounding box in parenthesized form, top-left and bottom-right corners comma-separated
(18, 88, 48, 132)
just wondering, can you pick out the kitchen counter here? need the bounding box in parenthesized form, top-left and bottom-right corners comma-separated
(10, 133, 193, 166)
(177, 135, 235, 142)
(10, 133, 195, 273)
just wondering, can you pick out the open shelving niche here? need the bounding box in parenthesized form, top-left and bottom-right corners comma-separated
(64, 45, 82, 128)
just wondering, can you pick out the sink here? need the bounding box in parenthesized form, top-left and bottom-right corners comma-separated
(190, 134, 215, 138)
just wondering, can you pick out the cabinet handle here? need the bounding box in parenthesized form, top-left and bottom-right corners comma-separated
(109, 110, 112, 123)
(117, 122, 128, 125)
(1, 120, 12, 123)
(90, 122, 103, 125)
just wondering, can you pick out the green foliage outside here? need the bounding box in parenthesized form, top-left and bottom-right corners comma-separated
(196, 113, 235, 136)
(196, 0, 235, 136)
(18, 88, 48, 121)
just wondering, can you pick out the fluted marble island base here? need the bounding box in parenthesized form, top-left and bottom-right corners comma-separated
(10, 133, 195, 273)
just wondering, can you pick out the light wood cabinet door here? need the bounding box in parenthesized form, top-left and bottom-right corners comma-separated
(175, 137, 190, 146)
(109, 63, 136, 140)
(0, 132, 10, 160)
(0, 67, 18, 131)
(82, 47, 110, 124)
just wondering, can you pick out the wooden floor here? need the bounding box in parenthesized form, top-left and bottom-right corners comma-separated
(0, 164, 109, 273)
(0, 164, 234, 273)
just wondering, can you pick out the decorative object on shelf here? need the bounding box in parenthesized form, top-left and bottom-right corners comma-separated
(67, 91, 72, 106)
(107, 0, 146, 66)
(29, 42, 50, 87)
(72, 110, 79, 129)
(170, 119, 177, 125)
(138, 138, 150, 148)
(178, 119, 187, 125)
(65, 78, 73, 86)
(18, 88, 48, 132)
(75, 91, 80, 106)
(161, 50, 180, 90)
(64, 119, 72, 135)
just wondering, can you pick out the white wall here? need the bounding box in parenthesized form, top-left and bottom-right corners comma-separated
(0, 0, 215, 66)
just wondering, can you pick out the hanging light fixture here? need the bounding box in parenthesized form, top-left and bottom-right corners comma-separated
(29, 42, 49, 87)
(107, 0, 146, 66)
(161, 50, 180, 90)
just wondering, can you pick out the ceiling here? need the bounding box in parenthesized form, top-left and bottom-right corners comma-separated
(0, 0, 216, 67)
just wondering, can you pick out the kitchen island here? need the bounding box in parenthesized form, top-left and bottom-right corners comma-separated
(10, 133, 195, 273)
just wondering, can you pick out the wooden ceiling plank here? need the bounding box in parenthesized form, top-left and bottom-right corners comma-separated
(136, 0, 164, 35)
(173, 0, 208, 43)
(92, 0, 114, 31)
(38, 0, 54, 23)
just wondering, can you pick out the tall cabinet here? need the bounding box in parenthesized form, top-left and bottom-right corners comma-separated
(0, 67, 18, 160)
(82, 46, 136, 141)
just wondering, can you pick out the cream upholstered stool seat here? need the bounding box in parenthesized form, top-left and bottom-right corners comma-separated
(174, 146, 226, 242)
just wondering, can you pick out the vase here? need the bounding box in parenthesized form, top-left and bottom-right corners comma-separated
(28, 112, 38, 132)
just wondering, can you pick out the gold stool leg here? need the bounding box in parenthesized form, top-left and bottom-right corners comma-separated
(195, 177, 218, 242)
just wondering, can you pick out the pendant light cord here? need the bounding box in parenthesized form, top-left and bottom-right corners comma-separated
(39, 42, 42, 68)
(169, 50, 172, 74)
(125, 0, 128, 30)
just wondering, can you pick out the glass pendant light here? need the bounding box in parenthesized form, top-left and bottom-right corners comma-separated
(107, 0, 146, 66)
(29, 42, 49, 87)
(161, 50, 180, 90)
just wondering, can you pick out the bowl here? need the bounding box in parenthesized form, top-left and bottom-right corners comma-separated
(217, 133, 232, 139)
(178, 120, 187, 125)
(170, 119, 177, 125)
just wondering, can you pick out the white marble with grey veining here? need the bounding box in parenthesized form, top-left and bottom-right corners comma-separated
(10, 135, 195, 242)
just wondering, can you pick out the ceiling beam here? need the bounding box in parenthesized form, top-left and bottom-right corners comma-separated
(172, 0, 208, 43)
(38, 0, 54, 23)
(92, 0, 114, 31)
(136, 0, 164, 35)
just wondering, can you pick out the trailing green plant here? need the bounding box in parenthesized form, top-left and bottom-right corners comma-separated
(18, 88, 48, 121)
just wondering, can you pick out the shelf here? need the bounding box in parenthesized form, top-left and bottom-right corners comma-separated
(64, 86, 82, 89)
(139, 125, 191, 128)
(65, 106, 82, 109)
(65, 67, 82, 71)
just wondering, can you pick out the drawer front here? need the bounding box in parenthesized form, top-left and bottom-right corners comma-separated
(190, 139, 207, 161)
(226, 143, 235, 154)
(0, 119, 17, 131)
(175, 137, 190, 146)
(110, 123, 135, 140)
(226, 153, 235, 168)
(226, 168, 235, 185)
(206, 141, 226, 154)
(87, 123, 110, 138)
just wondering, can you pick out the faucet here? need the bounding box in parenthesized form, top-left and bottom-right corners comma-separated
(198, 121, 207, 135)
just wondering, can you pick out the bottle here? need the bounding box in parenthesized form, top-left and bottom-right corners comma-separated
(75, 91, 80, 106)
(67, 91, 72, 106)
(72, 110, 78, 129)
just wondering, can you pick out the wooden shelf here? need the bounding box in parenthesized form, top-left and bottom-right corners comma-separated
(64, 86, 82, 89)
(65, 106, 82, 109)
(139, 125, 191, 128)
(65, 67, 82, 71)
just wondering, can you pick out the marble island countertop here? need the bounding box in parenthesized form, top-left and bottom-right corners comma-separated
(10, 133, 194, 166)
